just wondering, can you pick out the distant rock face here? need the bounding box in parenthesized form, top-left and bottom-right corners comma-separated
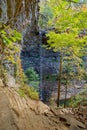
(21, 42, 60, 75)
(21, 30, 60, 103)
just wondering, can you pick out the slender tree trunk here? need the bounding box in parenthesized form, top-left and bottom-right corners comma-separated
(64, 80, 68, 108)
(57, 51, 63, 107)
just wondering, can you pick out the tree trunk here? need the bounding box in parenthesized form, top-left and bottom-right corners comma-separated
(64, 80, 68, 108)
(57, 51, 63, 107)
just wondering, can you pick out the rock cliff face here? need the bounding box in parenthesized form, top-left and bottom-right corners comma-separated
(21, 31, 60, 102)
(0, 0, 39, 31)
(0, 0, 39, 76)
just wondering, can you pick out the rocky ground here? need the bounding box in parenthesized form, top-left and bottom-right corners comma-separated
(0, 84, 87, 130)
(73, 106, 87, 128)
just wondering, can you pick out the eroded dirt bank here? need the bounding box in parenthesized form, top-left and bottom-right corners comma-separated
(0, 87, 86, 130)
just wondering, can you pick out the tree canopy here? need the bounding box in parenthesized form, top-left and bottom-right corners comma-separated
(40, 0, 87, 106)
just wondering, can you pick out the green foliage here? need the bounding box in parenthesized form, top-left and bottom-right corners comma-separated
(25, 67, 40, 91)
(17, 89, 25, 97)
(43, 1, 87, 106)
(62, 54, 85, 81)
(46, 0, 87, 32)
(0, 26, 22, 64)
(69, 87, 87, 107)
(39, 4, 53, 29)
(45, 0, 87, 77)
(0, 26, 22, 46)
(25, 67, 39, 81)
(46, 32, 86, 53)
(19, 85, 39, 100)
(28, 81, 40, 91)
(69, 95, 83, 107)
(84, 73, 87, 81)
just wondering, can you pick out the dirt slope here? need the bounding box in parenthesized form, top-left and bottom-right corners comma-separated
(0, 87, 86, 130)
(0, 88, 18, 130)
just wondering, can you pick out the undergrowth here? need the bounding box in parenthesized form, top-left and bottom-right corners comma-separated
(69, 86, 87, 107)
(18, 85, 39, 100)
